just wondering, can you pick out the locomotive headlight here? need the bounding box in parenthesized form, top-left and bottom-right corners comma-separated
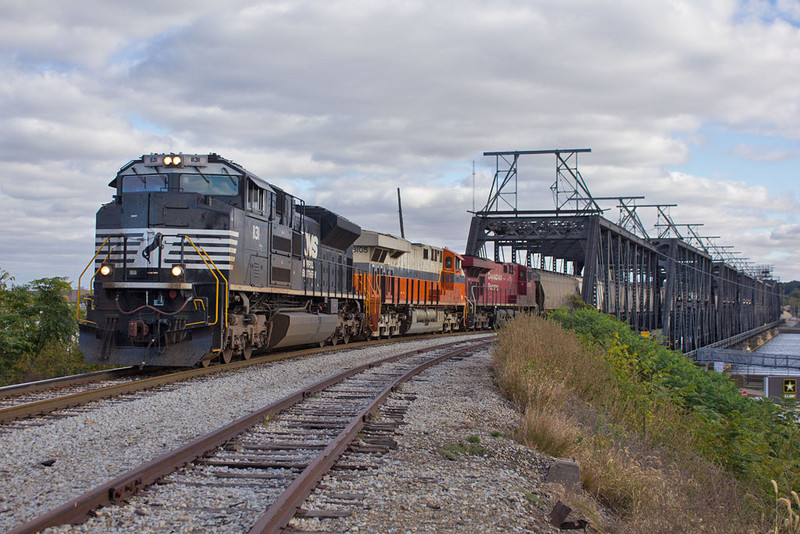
(171, 265, 184, 277)
(99, 264, 112, 276)
(163, 154, 183, 167)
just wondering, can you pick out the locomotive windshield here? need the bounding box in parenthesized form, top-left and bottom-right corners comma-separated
(121, 175, 167, 192)
(119, 173, 239, 196)
(180, 174, 239, 196)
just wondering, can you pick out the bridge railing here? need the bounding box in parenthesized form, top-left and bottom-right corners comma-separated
(685, 319, 783, 359)
(695, 346, 800, 370)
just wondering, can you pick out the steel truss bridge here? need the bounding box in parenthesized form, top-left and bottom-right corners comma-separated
(465, 149, 782, 353)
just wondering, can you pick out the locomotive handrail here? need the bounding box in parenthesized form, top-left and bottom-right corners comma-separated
(89, 245, 118, 289)
(181, 235, 229, 329)
(76, 236, 114, 324)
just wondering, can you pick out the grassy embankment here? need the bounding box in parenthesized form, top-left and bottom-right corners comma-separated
(494, 305, 800, 533)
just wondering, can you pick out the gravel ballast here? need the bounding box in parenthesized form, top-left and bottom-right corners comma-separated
(3, 334, 568, 533)
(291, 347, 561, 533)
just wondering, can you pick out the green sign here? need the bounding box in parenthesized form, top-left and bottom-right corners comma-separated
(784, 379, 797, 400)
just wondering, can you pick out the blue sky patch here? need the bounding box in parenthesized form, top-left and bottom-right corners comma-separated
(674, 123, 800, 193)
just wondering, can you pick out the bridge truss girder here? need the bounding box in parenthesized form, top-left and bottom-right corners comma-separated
(711, 262, 781, 342)
(654, 239, 714, 352)
(465, 211, 660, 332)
(465, 211, 780, 353)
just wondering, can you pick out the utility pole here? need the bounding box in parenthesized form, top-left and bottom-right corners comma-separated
(397, 187, 405, 239)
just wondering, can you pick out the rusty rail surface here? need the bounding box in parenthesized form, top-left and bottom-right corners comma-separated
(9, 337, 492, 534)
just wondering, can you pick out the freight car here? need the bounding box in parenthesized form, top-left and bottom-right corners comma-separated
(460, 256, 578, 327)
(78, 153, 581, 367)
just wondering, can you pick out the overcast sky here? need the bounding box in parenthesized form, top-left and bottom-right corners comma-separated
(2, 0, 799, 285)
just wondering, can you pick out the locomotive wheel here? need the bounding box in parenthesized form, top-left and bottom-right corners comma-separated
(222, 347, 234, 364)
(342, 334, 350, 344)
(242, 343, 253, 360)
(199, 353, 214, 368)
(330, 336, 338, 346)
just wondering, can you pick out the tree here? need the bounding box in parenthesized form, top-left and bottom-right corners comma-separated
(782, 280, 800, 296)
(0, 271, 80, 385)
(0, 271, 30, 382)
(27, 277, 75, 350)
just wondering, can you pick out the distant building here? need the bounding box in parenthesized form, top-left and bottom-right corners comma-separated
(63, 289, 91, 303)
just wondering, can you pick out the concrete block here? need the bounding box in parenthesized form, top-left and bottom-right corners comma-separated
(546, 458, 581, 491)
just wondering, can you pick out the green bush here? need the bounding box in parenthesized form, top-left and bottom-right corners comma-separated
(547, 307, 800, 501)
(0, 269, 104, 385)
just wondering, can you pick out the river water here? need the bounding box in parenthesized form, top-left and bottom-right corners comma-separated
(729, 333, 800, 375)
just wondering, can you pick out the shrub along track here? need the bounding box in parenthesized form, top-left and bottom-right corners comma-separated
(9, 338, 491, 534)
(0, 331, 487, 425)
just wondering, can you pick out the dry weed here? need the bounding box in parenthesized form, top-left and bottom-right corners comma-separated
(494, 312, 758, 533)
(772, 480, 800, 534)
(522, 405, 581, 458)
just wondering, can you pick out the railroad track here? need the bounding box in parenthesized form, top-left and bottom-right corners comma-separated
(0, 367, 138, 401)
(0, 367, 171, 423)
(0, 331, 489, 425)
(9, 338, 491, 534)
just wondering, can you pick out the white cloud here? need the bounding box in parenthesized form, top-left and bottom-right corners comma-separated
(2, 0, 800, 282)
(730, 143, 800, 162)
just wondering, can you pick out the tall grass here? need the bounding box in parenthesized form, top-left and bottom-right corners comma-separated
(494, 309, 798, 532)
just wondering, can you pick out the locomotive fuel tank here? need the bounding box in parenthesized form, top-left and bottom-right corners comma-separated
(268, 311, 340, 349)
(402, 308, 445, 335)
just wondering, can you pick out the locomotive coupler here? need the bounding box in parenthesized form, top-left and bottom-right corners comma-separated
(128, 320, 150, 340)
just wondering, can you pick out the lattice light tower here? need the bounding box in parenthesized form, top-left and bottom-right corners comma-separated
(548, 148, 598, 212)
(482, 149, 595, 213)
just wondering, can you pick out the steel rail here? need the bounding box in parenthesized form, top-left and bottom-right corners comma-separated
(0, 346, 326, 423)
(0, 331, 489, 423)
(8, 337, 492, 534)
(0, 367, 137, 400)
